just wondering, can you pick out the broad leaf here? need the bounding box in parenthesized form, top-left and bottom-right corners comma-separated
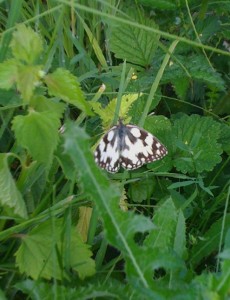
(0, 59, 18, 89)
(45, 68, 92, 115)
(15, 219, 95, 280)
(110, 10, 159, 67)
(0, 153, 27, 219)
(12, 110, 61, 167)
(16, 64, 42, 103)
(10, 24, 43, 64)
(172, 114, 222, 173)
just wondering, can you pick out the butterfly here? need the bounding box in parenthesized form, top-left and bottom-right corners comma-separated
(94, 120, 168, 173)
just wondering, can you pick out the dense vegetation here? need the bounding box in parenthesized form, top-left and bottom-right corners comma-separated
(0, 0, 230, 299)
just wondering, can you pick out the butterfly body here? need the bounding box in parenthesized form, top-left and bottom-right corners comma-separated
(94, 120, 167, 173)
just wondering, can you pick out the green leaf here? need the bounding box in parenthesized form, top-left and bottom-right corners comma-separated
(16, 64, 43, 104)
(137, 0, 176, 10)
(30, 95, 66, 117)
(219, 123, 230, 155)
(172, 114, 222, 173)
(12, 110, 61, 166)
(44, 68, 92, 115)
(144, 198, 178, 251)
(190, 214, 230, 267)
(91, 93, 140, 130)
(0, 153, 27, 219)
(110, 10, 159, 67)
(15, 219, 95, 280)
(0, 59, 18, 89)
(10, 24, 43, 64)
(128, 178, 155, 203)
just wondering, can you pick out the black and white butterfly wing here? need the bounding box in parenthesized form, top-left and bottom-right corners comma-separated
(120, 125, 168, 170)
(94, 126, 121, 173)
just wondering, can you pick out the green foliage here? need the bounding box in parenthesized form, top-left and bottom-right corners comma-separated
(0, 153, 27, 219)
(0, 1, 230, 299)
(12, 110, 61, 167)
(172, 114, 222, 174)
(110, 9, 159, 67)
(15, 219, 95, 280)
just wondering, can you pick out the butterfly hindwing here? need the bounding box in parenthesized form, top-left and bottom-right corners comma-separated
(120, 125, 167, 170)
(94, 122, 168, 173)
(94, 126, 120, 173)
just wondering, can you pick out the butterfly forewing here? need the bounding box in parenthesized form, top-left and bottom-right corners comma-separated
(94, 126, 120, 173)
(94, 122, 168, 173)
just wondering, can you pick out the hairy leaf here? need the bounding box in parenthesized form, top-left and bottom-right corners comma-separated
(110, 10, 159, 67)
(0, 153, 27, 219)
(44, 68, 92, 115)
(12, 110, 61, 167)
(172, 114, 222, 173)
(0, 59, 18, 89)
(10, 24, 43, 64)
(15, 219, 95, 280)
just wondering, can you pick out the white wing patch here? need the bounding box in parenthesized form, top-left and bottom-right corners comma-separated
(94, 122, 168, 173)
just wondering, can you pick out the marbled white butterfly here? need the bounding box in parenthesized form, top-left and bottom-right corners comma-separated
(94, 120, 167, 173)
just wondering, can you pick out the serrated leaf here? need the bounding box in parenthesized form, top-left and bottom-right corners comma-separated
(15, 219, 95, 280)
(110, 11, 159, 66)
(30, 95, 66, 117)
(172, 114, 222, 173)
(10, 24, 43, 64)
(44, 68, 92, 115)
(0, 153, 27, 219)
(16, 64, 42, 103)
(91, 93, 140, 129)
(0, 59, 18, 89)
(12, 110, 61, 166)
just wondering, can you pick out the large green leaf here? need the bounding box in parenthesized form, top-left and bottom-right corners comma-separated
(10, 24, 43, 64)
(44, 68, 92, 115)
(172, 114, 222, 173)
(0, 153, 27, 219)
(110, 10, 159, 67)
(12, 110, 61, 166)
(0, 59, 18, 90)
(15, 219, 95, 280)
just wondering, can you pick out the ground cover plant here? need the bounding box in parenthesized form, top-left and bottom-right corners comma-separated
(0, 0, 230, 299)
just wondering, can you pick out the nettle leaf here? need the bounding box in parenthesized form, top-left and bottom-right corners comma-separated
(91, 93, 140, 130)
(110, 10, 159, 67)
(44, 68, 92, 115)
(0, 59, 18, 89)
(15, 219, 95, 280)
(30, 95, 66, 117)
(16, 64, 43, 104)
(12, 110, 61, 167)
(10, 24, 43, 64)
(172, 114, 222, 174)
(190, 214, 230, 267)
(63, 122, 185, 297)
(0, 154, 27, 219)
